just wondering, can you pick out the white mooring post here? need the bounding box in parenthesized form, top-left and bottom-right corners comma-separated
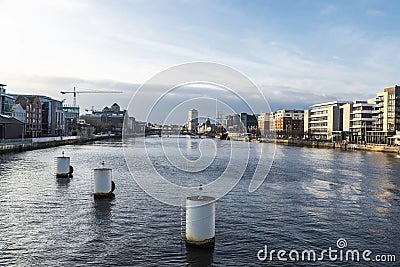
(93, 161, 115, 199)
(56, 151, 73, 178)
(186, 186, 215, 248)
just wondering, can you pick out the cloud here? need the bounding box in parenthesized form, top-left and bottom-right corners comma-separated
(319, 4, 338, 16)
(366, 9, 387, 16)
(1, 1, 399, 124)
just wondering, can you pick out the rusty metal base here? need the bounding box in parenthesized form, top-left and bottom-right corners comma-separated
(186, 237, 215, 248)
(56, 173, 73, 178)
(93, 192, 115, 199)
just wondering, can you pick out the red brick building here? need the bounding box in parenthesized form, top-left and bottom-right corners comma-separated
(271, 109, 304, 138)
(14, 95, 42, 137)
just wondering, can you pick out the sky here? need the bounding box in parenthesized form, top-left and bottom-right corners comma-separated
(1, 0, 399, 123)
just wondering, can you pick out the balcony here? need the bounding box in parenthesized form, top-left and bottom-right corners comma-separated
(311, 107, 329, 112)
(351, 110, 373, 114)
(350, 125, 373, 129)
(309, 119, 328, 123)
(350, 117, 375, 122)
(310, 131, 328, 135)
(310, 113, 328, 118)
(309, 126, 328, 130)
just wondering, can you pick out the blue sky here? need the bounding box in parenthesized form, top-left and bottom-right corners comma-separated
(1, 0, 399, 122)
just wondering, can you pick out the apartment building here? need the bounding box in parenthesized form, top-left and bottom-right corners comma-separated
(12, 103, 27, 123)
(271, 109, 304, 138)
(0, 84, 15, 116)
(188, 109, 198, 131)
(14, 95, 42, 137)
(367, 85, 400, 144)
(306, 101, 347, 141)
(224, 114, 241, 132)
(224, 113, 258, 136)
(63, 105, 80, 135)
(39, 96, 65, 136)
(303, 109, 310, 138)
(341, 101, 374, 143)
(257, 112, 270, 137)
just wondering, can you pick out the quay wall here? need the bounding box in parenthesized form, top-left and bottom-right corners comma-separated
(0, 135, 120, 155)
(271, 139, 400, 154)
(3, 134, 398, 155)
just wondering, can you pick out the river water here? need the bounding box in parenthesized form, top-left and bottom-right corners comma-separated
(0, 138, 399, 266)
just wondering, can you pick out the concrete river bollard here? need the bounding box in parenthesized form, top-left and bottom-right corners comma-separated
(186, 195, 216, 248)
(93, 161, 115, 199)
(56, 151, 73, 178)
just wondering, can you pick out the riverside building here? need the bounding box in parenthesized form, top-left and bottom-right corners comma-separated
(271, 109, 304, 138)
(14, 95, 43, 138)
(367, 85, 400, 144)
(257, 113, 270, 137)
(0, 84, 15, 116)
(306, 101, 347, 141)
(188, 109, 198, 132)
(341, 101, 374, 143)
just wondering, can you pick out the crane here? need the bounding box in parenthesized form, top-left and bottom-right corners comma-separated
(60, 87, 123, 107)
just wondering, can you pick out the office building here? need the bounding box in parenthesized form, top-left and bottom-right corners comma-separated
(257, 112, 270, 137)
(39, 96, 65, 136)
(0, 84, 15, 116)
(341, 101, 374, 143)
(367, 85, 400, 144)
(188, 109, 198, 131)
(306, 101, 347, 141)
(14, 95, 42, 137)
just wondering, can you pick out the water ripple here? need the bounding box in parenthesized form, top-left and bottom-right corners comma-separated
(0, 140, 399, 266)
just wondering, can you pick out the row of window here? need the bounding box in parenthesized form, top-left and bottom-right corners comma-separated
(310, 111, 328, 116)
(353, 106, 373, 111)
(311, 129, 328, 133)
(310, 122, 328, 127)
(350, 114, 373, 119)
(351, 121, 372, 126)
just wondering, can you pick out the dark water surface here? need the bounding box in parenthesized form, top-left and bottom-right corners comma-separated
(0, 138, 399, 266)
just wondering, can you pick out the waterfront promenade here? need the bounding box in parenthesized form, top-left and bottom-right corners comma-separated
(272, 138, 400, 154)
(2, 134, 400, 156)
(0, 135, 118, 154)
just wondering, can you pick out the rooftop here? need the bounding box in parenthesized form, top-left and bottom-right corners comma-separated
(311, 101, 349, 108)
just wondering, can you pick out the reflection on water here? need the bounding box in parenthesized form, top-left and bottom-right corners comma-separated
(56, 177, 71, 187)
(186, 246, 214, 267)
(93, 199, 114, 221)
(0, 138, 399, 266)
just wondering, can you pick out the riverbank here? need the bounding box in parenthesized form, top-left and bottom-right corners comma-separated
(271, 138, 400, 154)
(5, 134, 398, 156)
(0, 135, 121, 155)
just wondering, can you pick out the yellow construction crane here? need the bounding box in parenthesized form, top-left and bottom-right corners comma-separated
(60, 86, 123, 107)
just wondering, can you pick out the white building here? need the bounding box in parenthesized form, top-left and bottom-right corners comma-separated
(12, 103, 26, 123)
(188, 109, 198, 131)
(341, 101, 374, 142)
(272, 109, 304, 120)
(303, 109, 310, 138)
(307, 101, 347, 141)
(257, 112, 270, 137)
(367, 85, 400, 144)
